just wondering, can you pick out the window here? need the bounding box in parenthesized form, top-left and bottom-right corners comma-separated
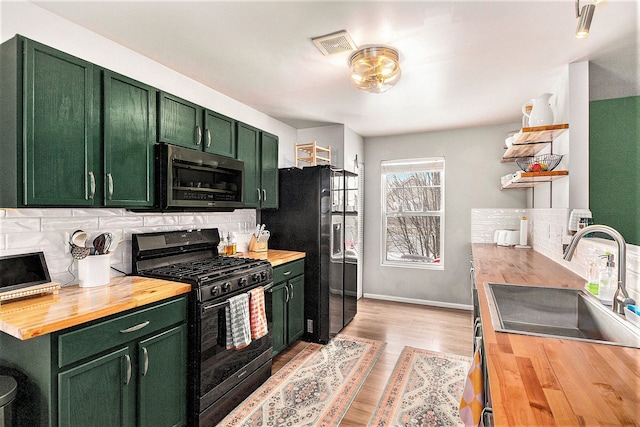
(381, 158, 444, 269)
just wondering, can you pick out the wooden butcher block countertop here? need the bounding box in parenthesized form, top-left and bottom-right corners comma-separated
(0, 276, 191, 341)
(472, 244, 640, 426)
(230, 249, 305, 266)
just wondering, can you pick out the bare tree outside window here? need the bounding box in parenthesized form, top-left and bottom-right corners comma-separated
(381, 159, 444, 268)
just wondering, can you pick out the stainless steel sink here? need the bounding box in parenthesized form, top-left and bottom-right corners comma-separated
(485, 283, 640, 348)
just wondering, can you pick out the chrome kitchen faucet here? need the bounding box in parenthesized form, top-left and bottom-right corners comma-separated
(563, 224, 635, 315)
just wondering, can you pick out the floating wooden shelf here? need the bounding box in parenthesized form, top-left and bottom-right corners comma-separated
(501, 124, 569, 162)
(295, 141, 331, 167)
(501, 170, 568, 189)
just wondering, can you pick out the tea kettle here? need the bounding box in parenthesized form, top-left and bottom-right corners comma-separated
(522, 93, 554, 127)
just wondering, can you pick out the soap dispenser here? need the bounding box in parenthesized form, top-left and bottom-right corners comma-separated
(598, 253, 617, 304)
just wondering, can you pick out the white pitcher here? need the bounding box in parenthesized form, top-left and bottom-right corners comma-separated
(522, 93, 554, 127)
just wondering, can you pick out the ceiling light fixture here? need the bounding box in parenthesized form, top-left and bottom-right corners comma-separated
(349, 46, 401, 93)
(575, 0, 596, 38)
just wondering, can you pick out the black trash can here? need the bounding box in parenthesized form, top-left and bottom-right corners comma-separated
(0, 376, 17, 427)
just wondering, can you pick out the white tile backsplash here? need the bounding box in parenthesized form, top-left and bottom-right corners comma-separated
(527, 208, 639, 304)
(0, 208, 257, 285)
(471, 208, 526, 243)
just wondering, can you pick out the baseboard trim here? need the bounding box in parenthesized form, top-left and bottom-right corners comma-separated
(362, 293, 472, 311)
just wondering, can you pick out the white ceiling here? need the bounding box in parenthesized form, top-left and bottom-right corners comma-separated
(31, 0, 639, 137)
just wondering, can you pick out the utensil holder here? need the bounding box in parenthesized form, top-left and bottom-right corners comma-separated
(248, 235, 268, 252)
(78, 254, 111, 287)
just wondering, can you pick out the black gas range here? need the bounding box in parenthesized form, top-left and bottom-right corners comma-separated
(132, 228, 273, 427)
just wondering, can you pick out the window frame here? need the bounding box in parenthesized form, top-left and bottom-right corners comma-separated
(380, 157, 445, 270)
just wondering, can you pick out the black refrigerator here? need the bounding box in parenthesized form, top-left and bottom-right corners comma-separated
(262, 165, 358, 343)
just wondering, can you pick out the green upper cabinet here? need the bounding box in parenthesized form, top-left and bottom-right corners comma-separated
(204, 110, 236, 157)
(236, 122, 260, 207)
(103, 71, 156, 207)
(260, 131, 279, 209)
(23, 39, 99, 206)
(236, 122, 279, 209)
(158, 92, 237, 158)
(158, 92, 203, 149)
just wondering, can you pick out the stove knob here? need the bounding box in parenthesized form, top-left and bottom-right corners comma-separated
(238, 277, 247, 287)
(252, 273, 261, 283)
(260, 271, 268, 280)
(210, 286, 219, 297)
(222, 282, 232, 292)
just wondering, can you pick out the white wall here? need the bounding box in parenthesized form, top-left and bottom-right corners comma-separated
(0, 0, 298, 163)
(363, 123, 526, 308)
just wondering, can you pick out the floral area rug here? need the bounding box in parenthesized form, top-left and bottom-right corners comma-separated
(219, 334, 385, 426)
(369, 347, 471, 427)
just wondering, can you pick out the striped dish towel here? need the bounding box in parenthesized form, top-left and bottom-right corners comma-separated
(248, 286, 268, 339)
(459, 346, 484, 427)
(225, 293, 251, 350)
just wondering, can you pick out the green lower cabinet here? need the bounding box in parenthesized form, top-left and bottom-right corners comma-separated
(269, 260, 305, 356)
(287, 275, 305, 344)
(270, 283, 288, 355)
(137, 325, 187, 427)
(58, 347, 131, 427)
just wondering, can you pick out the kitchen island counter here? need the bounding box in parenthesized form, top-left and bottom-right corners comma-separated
(0, 276, 190, 340)
(472, 244, 639, 426)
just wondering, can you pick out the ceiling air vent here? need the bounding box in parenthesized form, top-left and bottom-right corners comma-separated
(312, 30, 357, 56)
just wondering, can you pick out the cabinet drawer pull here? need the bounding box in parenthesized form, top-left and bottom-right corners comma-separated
(124, 354, 132, 385)
(283, 271, 292, 276)
(142, 347, 149, 376)
(88, 172, 96, 200)
(119, 321, 150, 334)
(107, 173, 114, 200)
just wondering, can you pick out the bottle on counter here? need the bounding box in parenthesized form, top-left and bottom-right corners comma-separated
(586, 246, 603, 295)
(598, 252, 617, 304)
(226, 232, 236, 256)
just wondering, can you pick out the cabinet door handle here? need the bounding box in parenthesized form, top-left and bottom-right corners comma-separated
(262, 189, 267, 202)
(142, 347, 149, 376)
(107, 173, 114, 200)
(196, 125, 202, 146)
(289, 283, 293, 301)
(206, 129, 212, 148)
(124, 354, 132, 385)
(256, 188, 262, 201)
(88, 172, 96, 200)
(284, 286, 290, 303)
(119, 321, 150, 334)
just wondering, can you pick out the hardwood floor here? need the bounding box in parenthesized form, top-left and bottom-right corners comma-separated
(271, 297, 473, 426)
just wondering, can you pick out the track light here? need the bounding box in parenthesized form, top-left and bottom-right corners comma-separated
(575, 0, 596, 38)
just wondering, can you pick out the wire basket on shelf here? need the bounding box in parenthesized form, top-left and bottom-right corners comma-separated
(516, 154, 563, 173)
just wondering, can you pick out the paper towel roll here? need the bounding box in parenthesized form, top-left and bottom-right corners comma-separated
(519, 219, 528, 246)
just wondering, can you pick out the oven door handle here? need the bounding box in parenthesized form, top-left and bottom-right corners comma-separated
(202, 282, 275, 313)
(202, 301, 228, 313)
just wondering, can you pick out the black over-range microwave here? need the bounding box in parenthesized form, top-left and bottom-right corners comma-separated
(155, 144, 244, 211)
